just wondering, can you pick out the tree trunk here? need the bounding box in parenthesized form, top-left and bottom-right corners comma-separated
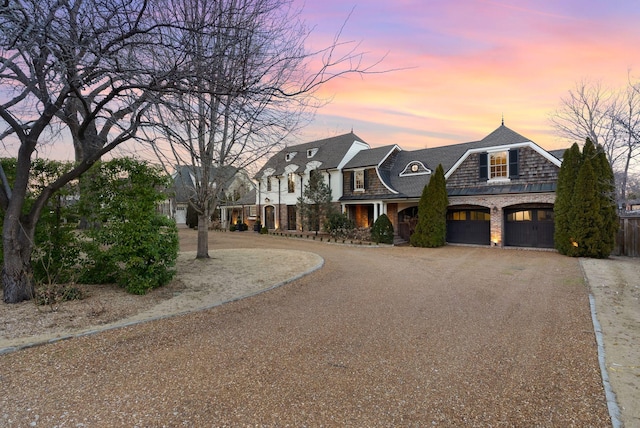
(2, 216, 35, 303)
(196, 213, 210, 259)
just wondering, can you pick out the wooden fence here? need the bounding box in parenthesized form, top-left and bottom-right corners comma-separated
(614, 215, 640, 257)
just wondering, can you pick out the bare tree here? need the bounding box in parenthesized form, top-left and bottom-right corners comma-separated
(551, 78, 640, 204)
(550, 79, 619, 161)
(146, 0, 383, 258)
(0, 0, 179, 303)
(614, 81, 640, 201)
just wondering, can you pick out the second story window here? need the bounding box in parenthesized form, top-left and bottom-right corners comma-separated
(480, 149, 518, 181)
(266, 177, 272, 191)
(490, 151, 508, 179)
(354, 170, 365, 191)
(287, 173, 295, 193)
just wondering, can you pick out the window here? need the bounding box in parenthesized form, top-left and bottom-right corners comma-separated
(354, 170, 365, 191)
(470, 211, 491, 221)
(307, 148, 318, 158)
(287, 173, 295, 193)
(399, 161, 430, 177)
(480, 149, 519, 181)
(490, 151, 508, 179)
(447, 211, 467, 221)
(249, 205, 257, 217)
(266, 177, 271, 191)
(507, 210, 532, 221)
(285, 152, 297, 161)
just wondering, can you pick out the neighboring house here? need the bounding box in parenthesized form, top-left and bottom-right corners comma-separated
(219, 188, 258, 229)
(256, 124, 564, 248)
(254, 132, 370, 230)
(171, 165, 252, 225)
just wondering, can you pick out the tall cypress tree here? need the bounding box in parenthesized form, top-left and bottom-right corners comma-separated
(410, 164, 448, 247)
(569, 156, 602, 257)
(556, 138, 618, 258)
(410, 180, 430, 248)
(554, 143, 581, 255)
(593, 144, 619, 257)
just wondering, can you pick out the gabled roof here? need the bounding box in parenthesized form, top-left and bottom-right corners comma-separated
(173, 165, 238, 203)
(548, 148, 566, 160)
(221, 188, 257, 207)
(343, 145, 399, 169)
(444, 125, 561, 179)
(255, 132, 369, 178)
(358, 124, 559, 199)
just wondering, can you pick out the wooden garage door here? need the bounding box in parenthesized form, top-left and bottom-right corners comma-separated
(446, 209, 491, 245)
(504, 208, 554, 248)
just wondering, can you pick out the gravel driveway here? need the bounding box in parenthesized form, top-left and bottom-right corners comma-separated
(0, 231, 611, 426)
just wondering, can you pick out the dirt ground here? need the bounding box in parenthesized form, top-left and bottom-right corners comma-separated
(0, 228, 637, 426)
(581, 257, 640, 427)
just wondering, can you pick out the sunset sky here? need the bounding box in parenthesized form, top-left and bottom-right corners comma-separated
(291, 0, 640, 151)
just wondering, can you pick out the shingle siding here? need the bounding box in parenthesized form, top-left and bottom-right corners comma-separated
(447, 147, 559, 189)
(343, 169, 389, 197)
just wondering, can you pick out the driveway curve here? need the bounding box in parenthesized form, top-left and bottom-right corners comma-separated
(0, 230, 611, 426)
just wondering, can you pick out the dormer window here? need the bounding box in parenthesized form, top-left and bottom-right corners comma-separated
(285, 152, 297, 162)
(399, 161, 430, 176)
(307, 148, 318, 158)
(479, 149, 519, 181)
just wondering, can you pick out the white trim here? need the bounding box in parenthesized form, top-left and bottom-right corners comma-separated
(374, 168, 399, 194)
(444, 141, 562, 179)
(399, 161, 431, 177)
(377, 145, 402, 168)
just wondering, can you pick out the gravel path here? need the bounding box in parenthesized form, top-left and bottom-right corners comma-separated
(0, 231, 611, 426)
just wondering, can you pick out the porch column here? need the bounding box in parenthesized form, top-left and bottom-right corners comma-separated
(221, 207, 227, 227)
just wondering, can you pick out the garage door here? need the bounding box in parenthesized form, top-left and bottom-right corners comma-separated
(504, 208, 554, 248)
(446, 209, 490, 245)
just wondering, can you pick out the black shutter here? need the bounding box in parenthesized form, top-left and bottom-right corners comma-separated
(509, 149, 519, 178)
(363, 170, 369, 189)
(350, 171, 354, 191)
(479, 153, 488, 180)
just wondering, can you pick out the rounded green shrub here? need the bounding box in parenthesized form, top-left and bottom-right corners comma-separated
(371, 214, 394, 244)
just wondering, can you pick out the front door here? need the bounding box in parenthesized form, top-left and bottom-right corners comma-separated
(287, 205, 297, 230)
(265, 206, 275, 229)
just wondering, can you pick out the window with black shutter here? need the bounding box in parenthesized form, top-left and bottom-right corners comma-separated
(509, 149, 519, 178)
(479, 153, 488, 180)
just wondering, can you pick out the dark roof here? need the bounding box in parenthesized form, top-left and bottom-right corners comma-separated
(173, 165, 238, 203)
(548, 148, 566, 160)
(381, 125, 532, 198)
(447, 182, 557, 196)
(343, 145, 398, 169)
(220, 188, 256, 206)
(255, 132, 368, 178)
(355, 125, 550, 199)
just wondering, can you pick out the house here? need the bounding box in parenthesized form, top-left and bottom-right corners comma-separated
(218, 188, 258, 229)
(255, 132, 370, 230)
(171, 165, 253, 225)
(256, 124, 564, 248)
